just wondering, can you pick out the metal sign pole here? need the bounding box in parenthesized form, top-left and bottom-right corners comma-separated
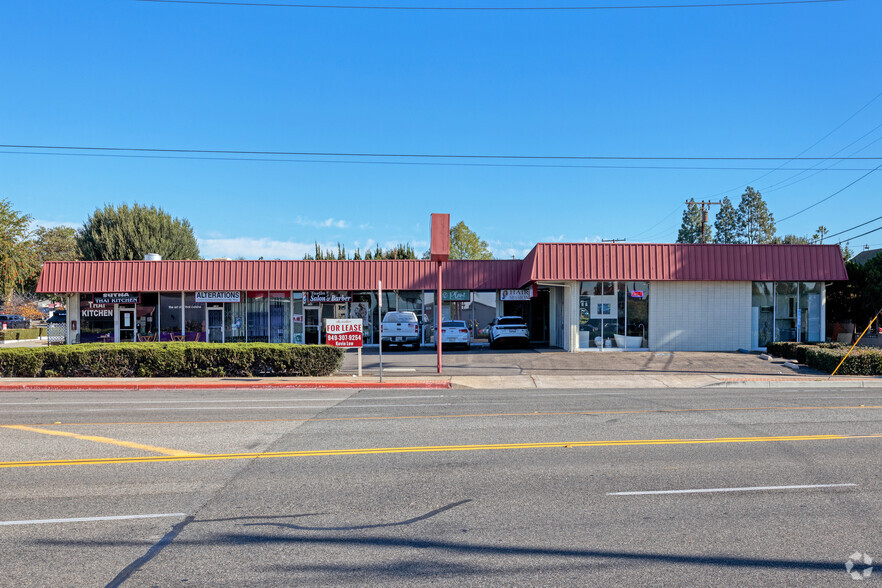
(378, 280, 383, 383)
(437, 261, 442, 374)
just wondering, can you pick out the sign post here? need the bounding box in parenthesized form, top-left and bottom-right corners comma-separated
(325, 318, 364, 377)
(430, 213, 450, 375)
(378, 280, 383, 383)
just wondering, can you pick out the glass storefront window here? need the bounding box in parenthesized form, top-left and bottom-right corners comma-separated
(751, 282, 774, 347)
(80, 295, 115, 343)
(137, 293, 158, 341)
(472, 292, 496, 342)
(183, 293, 205, 341)
(292, 294, 304, 344)
(799, 282, 823, 342)
(350, 293, 375, 344)
(247, 293, 268, 342)
(625, 282, 649, 346)
(225, 296, 247, 343)
(775, 282, 798, 342)
(269, 294, 291, 343)
(159, 293, 182, 341)
(580, 281, 619, 348)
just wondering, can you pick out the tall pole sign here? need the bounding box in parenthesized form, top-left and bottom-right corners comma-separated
(430, 213, 450, 375)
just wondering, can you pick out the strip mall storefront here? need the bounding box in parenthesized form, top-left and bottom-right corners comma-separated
(37, 243, 848, 352)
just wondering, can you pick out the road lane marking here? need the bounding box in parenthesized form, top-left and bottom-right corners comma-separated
(0, 425, 202, 457)
(0, 433, 879, 469)
(0, 395, 443, 406)
(0, 513, 187, 526)
(607, 483, 857, 496)
(10, 404, 882, 427)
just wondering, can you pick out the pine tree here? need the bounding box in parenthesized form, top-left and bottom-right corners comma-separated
(676, 199, 704, 243)
(76, 203, 199, 260)
(736, 187, 776, 244)
(713, 197, 740, 243)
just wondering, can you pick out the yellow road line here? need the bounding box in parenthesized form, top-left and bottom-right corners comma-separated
(17, 404, 882, 428)
(0, 425, 202, 457)
(0, 433, 879, 469)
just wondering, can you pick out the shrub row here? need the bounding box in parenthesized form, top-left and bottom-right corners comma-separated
(0, 343, 344, 378)
(766, 341, 882, 375)
(805, 347, 882, 376)
(0, 328, 46, 342)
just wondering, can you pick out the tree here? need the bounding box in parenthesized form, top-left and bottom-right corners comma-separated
(0, 198, 37, 305)
(21, 225, 78, 293)
(713, 197, 739, 243)
(76, 203, 200, 261)
(736, 187, 776, 244)
(449, 221, 493, 259)
(771, 234, 810, 244)
(676, 199, 704, 243)
(812, 225, 829, 244)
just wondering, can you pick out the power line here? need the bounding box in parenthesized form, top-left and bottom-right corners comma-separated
(134, 0, 847, 10)
(5, 149, 881, 171)
(0, 144, 879, 161)
(813, 215, 882, 243)
(702, 89, 882, 200)
(777, 164, 882, 222)
(838, 225, 882, 244)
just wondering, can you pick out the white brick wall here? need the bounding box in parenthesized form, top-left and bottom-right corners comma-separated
(649, 282, 751, 351)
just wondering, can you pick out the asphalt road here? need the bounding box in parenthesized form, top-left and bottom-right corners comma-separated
(1, 386, 880, 586)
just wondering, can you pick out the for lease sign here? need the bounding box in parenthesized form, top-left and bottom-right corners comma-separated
(325, 318, 363, 348)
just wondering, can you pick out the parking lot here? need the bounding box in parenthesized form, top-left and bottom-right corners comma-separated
(339, 346, 822, 378)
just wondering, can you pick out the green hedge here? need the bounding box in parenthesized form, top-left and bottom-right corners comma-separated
(0, 343, 344, 378)
(805, 347, 882, 376)
(0, 328, 46, 342)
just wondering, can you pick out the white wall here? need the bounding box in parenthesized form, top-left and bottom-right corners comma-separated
(649, 282, 752, 351)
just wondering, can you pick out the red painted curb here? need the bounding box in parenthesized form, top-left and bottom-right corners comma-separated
(0, 381, 452, 391)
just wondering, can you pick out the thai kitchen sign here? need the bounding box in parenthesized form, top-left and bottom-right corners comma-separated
(94, 293, 139, 304)
(196, 291, 241, 303)
(500, 288, 534, 301)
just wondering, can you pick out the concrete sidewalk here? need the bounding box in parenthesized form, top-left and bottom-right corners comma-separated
(0, 373, 880, 390)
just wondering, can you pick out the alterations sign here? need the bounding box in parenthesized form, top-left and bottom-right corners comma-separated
(325, 318, 363, 348)
(196, 291, 241, 303)
(94, 292, 139, 304)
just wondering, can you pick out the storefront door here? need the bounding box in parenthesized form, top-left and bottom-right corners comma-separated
(120, 309, 136, 342)
(207, 307, 224, 343)
(304, 307, 320, 344)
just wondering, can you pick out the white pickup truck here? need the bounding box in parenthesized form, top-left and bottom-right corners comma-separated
(380, 311, 421, 351)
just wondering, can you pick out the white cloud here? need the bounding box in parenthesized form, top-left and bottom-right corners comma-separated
(31, 219, 79, 230)
(198, 237, 335, 260)
(295, 216, 349, 229)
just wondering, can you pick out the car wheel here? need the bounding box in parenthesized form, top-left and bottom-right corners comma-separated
(381, 342, 390, 352)
(465, 343, 471, 351)
(412, 343, 420, 351)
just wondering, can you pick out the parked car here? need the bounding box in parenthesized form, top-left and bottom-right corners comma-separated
(488, 316, 530, 349)
(380, 311, 421, 351)
(437, 320, 471, 350)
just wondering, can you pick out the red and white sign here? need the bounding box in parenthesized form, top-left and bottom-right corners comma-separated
(325, 318, 363, 348)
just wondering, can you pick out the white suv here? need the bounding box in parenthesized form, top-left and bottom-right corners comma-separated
(488, 316, 530, 349)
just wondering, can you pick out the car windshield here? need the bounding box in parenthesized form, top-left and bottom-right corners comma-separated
(442, 321, 466, 328)
(498, 317, 526, 326)
(383, 312, 417, 323)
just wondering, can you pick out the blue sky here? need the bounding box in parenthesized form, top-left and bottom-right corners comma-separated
(2, 0, 880, 259)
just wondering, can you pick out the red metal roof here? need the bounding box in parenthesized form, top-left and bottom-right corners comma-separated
(519, 243, 849, 285)
(36, 259, 524, 294)
(36, 244, 849, 294)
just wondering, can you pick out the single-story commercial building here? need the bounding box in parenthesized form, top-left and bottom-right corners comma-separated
(36, 242, 848, 352)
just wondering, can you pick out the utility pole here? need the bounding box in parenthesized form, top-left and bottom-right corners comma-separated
(688, 200, 721, 244)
